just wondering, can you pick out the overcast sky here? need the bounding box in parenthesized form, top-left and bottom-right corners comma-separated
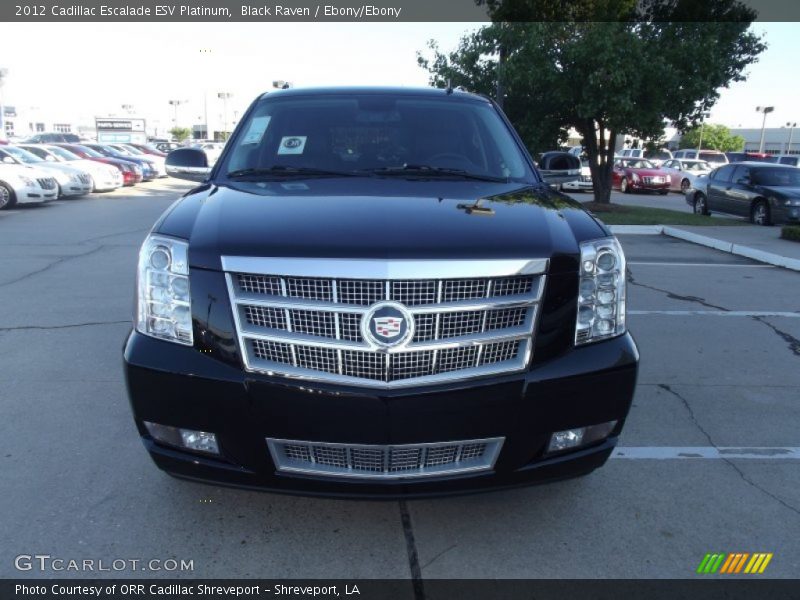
(0, 21, 795, 131)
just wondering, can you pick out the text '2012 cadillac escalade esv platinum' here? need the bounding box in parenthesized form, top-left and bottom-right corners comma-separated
(124, 87, 639, 497)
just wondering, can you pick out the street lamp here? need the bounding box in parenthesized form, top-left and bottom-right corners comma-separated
(121, 104, 135, 115)
(786, 121, 797, 154)
(168, 99, 186, 127)
(696, 111, 711, 153)
(217, 92, 232, 140)
(0, 68, 9, 141)
(756, 106, 775, 153)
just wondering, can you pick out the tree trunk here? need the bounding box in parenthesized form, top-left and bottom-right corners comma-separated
(579, 120, 614, 204)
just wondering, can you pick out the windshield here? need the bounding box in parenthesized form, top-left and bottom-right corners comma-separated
(682, 160, 711, 171)
(221, 93, 534, 181)
(47, 146, 80, 161)
(752, 167, 800, 187)
(620, 159, 655, 169)
(2, 146, 43, 163)
(121, 145, 144, 155)
(699, 152, 726, 164)
(70, 145, 103, 158)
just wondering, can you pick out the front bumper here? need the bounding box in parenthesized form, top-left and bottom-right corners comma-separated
(59, 183, 93, 197)
(124, 330, 639, 498)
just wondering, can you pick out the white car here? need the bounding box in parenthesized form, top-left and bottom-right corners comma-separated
(0, 146, 92, 198)
(191, 142, 225, 165)
(562, 163, 593, 192)
(0, 163, 59, 209)
(660, 158, 713, 193)
(18, 144, 123, 192)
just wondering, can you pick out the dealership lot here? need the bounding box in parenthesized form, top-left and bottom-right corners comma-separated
(0, 180, 798, 582)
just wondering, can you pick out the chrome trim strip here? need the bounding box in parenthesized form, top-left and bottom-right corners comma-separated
(246, 339, 531, 389)
(266, 436, 504, 480)
(222, 256, 549, 279)
(233, 291, 541, 314)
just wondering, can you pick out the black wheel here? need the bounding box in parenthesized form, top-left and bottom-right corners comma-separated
(0, 182, 16, 210)
(693, 193, 710, 216)
(751, 199, 772, 226)
(680, 179, 691, 193)
(620, 177, 630, 193)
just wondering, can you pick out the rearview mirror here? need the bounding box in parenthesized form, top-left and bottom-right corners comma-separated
(165, 148, 211, 182)
(538, 151, 581, 186)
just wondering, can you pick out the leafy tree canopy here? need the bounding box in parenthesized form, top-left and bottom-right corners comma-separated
(169, 127, 192, 142)
(418, 1, 764, 202)
(678, 124, 745, 152)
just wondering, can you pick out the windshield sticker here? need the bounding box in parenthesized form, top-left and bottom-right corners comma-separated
(278, 136, 307, 155)
(241, 116, 271, 145)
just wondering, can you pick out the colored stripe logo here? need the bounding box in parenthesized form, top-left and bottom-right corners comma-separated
(696, 552, 773, 574)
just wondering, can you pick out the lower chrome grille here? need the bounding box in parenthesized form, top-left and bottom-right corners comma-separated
(37, 178, 56, 190)
(267, 437, 504, 479)
(224, 257, 546, 388)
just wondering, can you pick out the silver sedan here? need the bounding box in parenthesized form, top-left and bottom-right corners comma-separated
(661, 159, 713, 194)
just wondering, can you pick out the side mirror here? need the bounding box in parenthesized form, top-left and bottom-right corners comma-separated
(165, 148, 211, 182)
(538, 151, 581, 186)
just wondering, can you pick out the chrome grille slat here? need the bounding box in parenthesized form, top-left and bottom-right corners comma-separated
(225, 261, 544, 388)
(267, 437, 504, 480)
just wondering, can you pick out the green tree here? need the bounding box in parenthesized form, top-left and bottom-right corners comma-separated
(679, 124, 745, 152)
(169, 126, 192, 142)
(418, 2, 764, 203)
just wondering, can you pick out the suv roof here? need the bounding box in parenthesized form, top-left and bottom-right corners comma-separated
(259, 86, 489, 103)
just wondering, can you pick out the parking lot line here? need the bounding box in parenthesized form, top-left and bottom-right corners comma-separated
(612, 447, 800, 459)
(629, 310, 800, 317)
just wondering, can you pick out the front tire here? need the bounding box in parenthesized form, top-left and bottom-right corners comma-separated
(620, 177, 630, 193)
(751, 200, 772, 226)
(0, 182, 16, 210)
(693, 193, 710, 216)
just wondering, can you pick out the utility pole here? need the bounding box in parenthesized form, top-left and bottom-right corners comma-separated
(168, 99, 186, 128)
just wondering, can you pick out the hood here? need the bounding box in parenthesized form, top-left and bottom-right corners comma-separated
(33, 162, 87, 176)
(0, 163, 54, 180)
(625, 167, 666, 176)
(156, 178, 606, 274)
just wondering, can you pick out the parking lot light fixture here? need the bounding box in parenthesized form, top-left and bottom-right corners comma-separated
(786, 122, 797, 154)
(756, 106, 775, 153)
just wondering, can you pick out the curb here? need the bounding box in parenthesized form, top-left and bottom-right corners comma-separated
(609, 225, 800, 272)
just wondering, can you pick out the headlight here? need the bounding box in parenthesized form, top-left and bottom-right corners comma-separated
(631, 173, 640, 182)
(69, 173, 79, 182)
(16, 174, 35, 186)
(136, 235, 193, 345)
(575, 237, 626, 345)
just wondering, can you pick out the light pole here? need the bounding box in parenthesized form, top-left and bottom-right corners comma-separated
(121, 104, 135, 115)
(0, 68, 9, 141)
(786, 121, 797, 154)
(696, 111, 711, 153)
(756, 106, 775, 153)
(168, 99, 186, 128)
(217, 92, 232, 140)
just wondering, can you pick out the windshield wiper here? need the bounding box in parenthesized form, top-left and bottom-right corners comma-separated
(226, 165, 360, 179)
(363, 164, 509, 183)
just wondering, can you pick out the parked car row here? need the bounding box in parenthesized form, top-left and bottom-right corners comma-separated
(685, 162, 800, 225)
(0, 142, 169, 210)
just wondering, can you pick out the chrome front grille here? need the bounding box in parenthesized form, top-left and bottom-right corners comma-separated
(78, 173, 91, 184)
(224, 257, 546, 388)
(37, 178, 56, 190)
(267, 437, 504, 480)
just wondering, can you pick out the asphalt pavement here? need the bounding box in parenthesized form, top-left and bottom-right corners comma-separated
(1, 181, 798, 582)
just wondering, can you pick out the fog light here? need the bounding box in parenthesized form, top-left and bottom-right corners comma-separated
(547, 420, 618, 454)
(143, 421, 219, 455)
(548, 428, 585, 453)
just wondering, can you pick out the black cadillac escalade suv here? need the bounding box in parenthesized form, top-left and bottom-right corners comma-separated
(124, 87, 639, 497)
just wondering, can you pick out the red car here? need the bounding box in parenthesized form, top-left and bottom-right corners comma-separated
(127, 143, 167, 158)
(613, 158, 670, 194)
(54, 143, 143, 186)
